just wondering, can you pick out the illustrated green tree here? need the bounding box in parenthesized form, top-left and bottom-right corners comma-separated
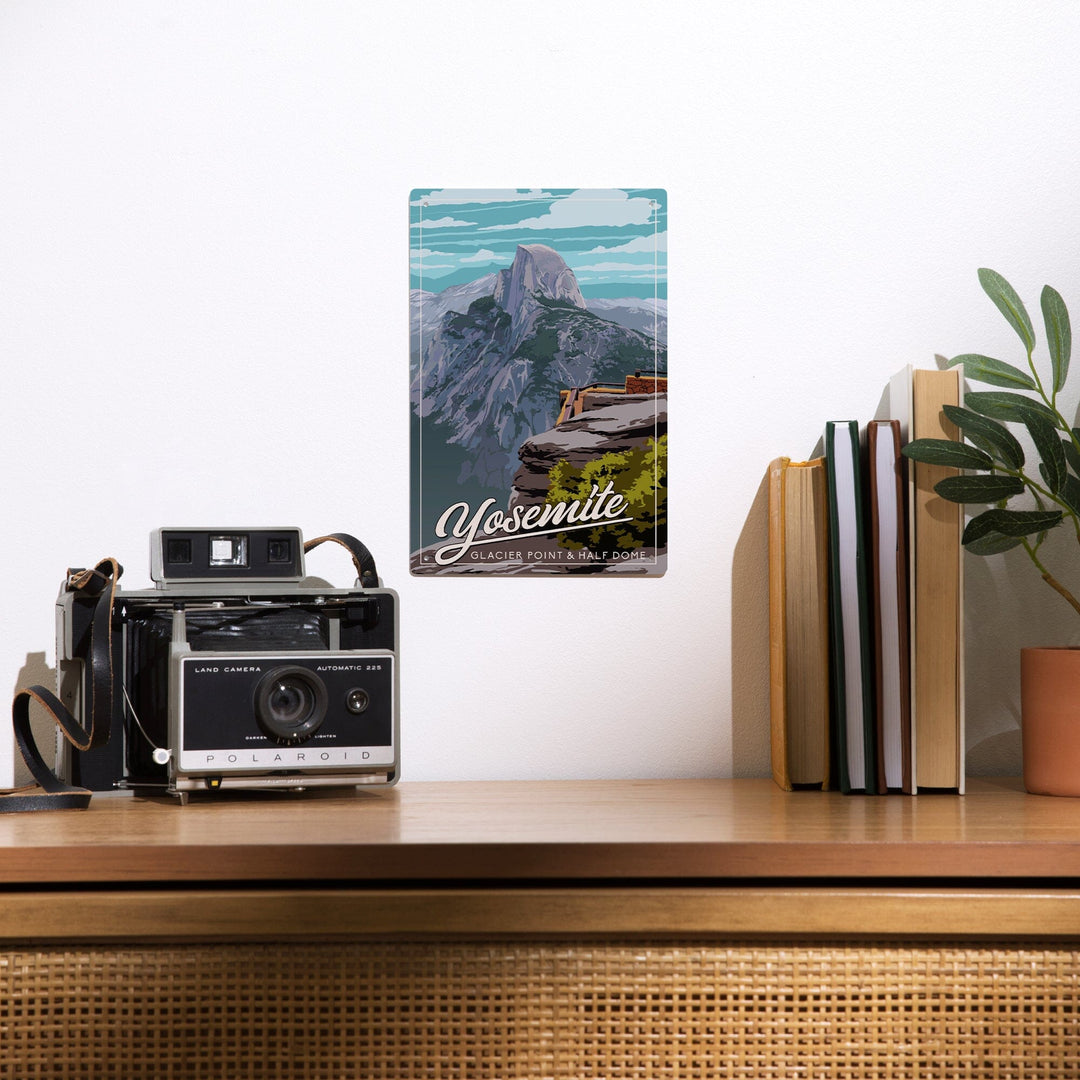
(546, 435, 667, 555)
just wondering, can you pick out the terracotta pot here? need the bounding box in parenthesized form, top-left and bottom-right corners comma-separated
(1021, 647, 1080, 796)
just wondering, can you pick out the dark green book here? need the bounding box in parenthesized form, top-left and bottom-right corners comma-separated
(824, 420, 879, 794)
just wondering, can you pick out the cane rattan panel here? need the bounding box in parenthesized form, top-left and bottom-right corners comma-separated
(2, 939, 1078, 1079)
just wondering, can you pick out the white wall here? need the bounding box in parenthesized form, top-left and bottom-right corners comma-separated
(4, 1, 1080, 787)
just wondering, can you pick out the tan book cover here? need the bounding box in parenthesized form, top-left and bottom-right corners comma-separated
(768, 456, 831, 790)
(910, 367, 964, 791)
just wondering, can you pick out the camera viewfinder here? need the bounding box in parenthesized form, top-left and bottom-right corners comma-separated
(209, 534, 249, 568)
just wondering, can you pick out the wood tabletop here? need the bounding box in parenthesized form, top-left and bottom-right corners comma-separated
(1, 777, 1078, 885)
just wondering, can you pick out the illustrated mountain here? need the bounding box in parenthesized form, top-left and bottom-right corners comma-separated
(411, 244, 667, 492)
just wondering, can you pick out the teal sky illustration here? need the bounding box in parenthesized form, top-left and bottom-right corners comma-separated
(409, 188, 667, 300)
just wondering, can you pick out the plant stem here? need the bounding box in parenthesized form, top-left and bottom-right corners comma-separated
(1041, 571, 1080, 618)
(1023, 539, 1080, 616)
(1028, 346, 1048, 401)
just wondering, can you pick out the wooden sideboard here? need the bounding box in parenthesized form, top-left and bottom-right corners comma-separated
(1, 777, 1078, 1077)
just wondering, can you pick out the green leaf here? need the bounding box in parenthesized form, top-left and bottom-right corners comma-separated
(901, 438, 994, 470)
(1061, 474, 1080, 517)
(979, 268, 1035, 352)
(963, 507, 1063, 543)
(964, 390, 1059, 427)
(1063, 436, 1080, 478)
(964, 531, 1027, 556)
(933, 474, 1025, 503)
(1027, 416, 1068, 493)
(1041, 284, 1071, 393)
(942, 404, 1025, 469)
(945, 353, 1037, 390)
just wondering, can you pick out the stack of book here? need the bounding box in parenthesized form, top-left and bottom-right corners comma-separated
(768, 365, 965, 794)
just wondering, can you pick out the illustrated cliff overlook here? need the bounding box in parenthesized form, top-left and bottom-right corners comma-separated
(411, 244, 666, 491)
(511, 391, 668, 508)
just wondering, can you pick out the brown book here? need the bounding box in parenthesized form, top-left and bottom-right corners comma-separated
(889, 366, 964, 792)
(867, 420, 912, 793)
(768, 456, 831, 790)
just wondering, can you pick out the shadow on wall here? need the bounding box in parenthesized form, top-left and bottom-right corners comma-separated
(730, 470, 771, 778)
(963, 528, 1080, 776)
(12, 652, 56, 787)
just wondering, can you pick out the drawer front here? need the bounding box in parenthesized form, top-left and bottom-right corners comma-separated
(3, 939, 1078, 1078)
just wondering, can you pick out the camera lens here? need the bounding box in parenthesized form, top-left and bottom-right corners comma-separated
(254, 666, 328, 744)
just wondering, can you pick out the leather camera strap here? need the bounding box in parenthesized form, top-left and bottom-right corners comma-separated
(303, 533, 380, 589)
(0, 558, 122, 813)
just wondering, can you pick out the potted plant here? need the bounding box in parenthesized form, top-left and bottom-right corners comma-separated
(902, 268, 1080, 795)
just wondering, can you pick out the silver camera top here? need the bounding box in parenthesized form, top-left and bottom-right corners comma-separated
(150, 527, 308, 588)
